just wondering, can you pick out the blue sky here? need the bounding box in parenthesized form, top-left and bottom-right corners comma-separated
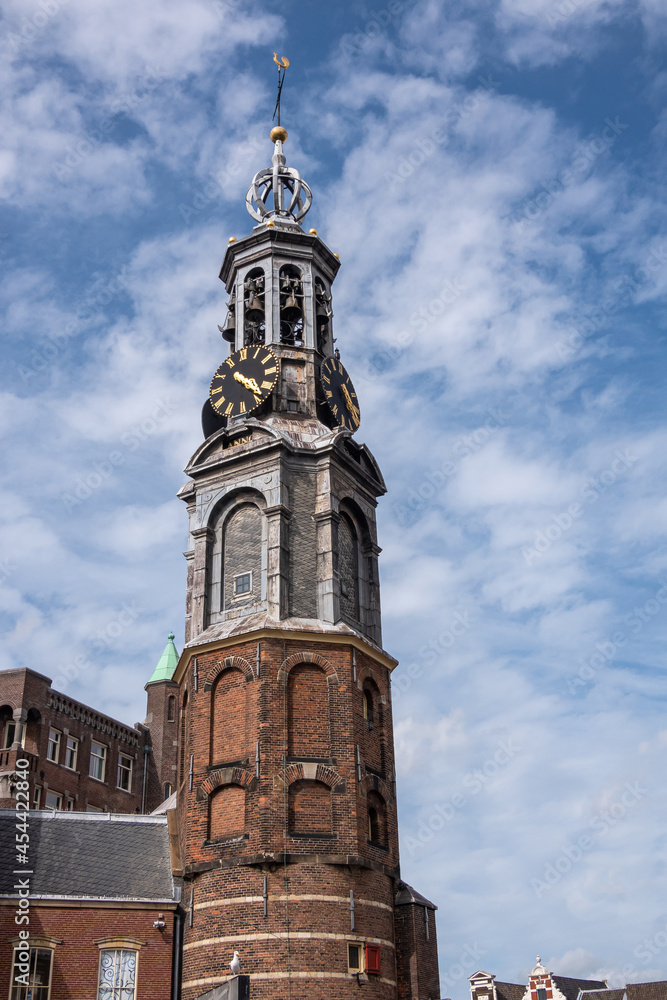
(2, 0, 667, 993)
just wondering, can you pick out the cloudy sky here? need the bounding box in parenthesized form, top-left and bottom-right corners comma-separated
(2, 0, 667, 992)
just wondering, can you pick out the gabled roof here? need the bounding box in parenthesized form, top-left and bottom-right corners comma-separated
(579, 991, 625, 1000)
(0, 810, 178, 903)
(147, 632, 179, 684)
(496, 982, 527, 1000)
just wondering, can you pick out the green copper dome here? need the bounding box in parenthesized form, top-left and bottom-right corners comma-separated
(147, 632, 179, 684)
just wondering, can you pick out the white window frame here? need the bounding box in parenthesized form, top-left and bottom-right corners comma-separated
(3, 721, 17, 749)
(46, 729, 61, 763)
(89, 741, 107, 782)
(347, 941, 364, 973)
(44, 790, 62, 811)
(10, 944, 54, 999)
(117, 753, 133, 792)
(97, 947, 138, 1000)
(64, 735, 78, 770)
(32, 785, 41, 809)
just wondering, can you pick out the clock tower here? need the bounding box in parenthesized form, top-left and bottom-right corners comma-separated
(173, 121, 440, 1000)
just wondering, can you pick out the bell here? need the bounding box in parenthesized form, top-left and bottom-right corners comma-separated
(218, 308, 235, 343)
(245, 290, 264, 321)
(282, 290, 302, 322)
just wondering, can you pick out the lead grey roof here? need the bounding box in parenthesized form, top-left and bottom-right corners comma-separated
(394, 881, 437, 909)
(0, 810, 177, 902)
(555, 977, 609, 1000)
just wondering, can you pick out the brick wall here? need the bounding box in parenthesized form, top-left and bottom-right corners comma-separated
(145, 678, 180, 810)
(0, 902, 175, 1000)
(394, 902, 441, 1000)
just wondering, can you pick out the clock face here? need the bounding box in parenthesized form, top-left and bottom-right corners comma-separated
(320, 356, 361, 432)
(209, 346, 279, 419)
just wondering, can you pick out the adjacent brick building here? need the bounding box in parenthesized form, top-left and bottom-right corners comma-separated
(0, 811, 180, 999)
(0, 632, 180, 816)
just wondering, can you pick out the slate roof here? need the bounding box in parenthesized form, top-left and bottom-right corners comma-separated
(496, 982, 528, 1000)
(555, 977, 609, 1000)
(627, 984, 667, 1000)
(0, 810, 178, 902)
(579, 991, 625, 1000)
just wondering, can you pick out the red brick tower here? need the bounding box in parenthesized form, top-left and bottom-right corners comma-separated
(173, 122, 440, 1000)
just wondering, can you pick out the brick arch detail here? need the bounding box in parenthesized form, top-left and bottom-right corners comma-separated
(203, 655, 255, 690)
(361, 773, 393, 804)
(200, 766, 256, 797)
(277, 651, 338, 684)
(280, 762, 344, 790)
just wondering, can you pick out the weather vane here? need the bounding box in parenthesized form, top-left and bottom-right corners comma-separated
(272, 52, 289, 127)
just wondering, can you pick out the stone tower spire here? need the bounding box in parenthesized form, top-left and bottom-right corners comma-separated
(172, 96, 440, 1000)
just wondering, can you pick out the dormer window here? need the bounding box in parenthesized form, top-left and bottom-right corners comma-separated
(234, 572, 252, 596)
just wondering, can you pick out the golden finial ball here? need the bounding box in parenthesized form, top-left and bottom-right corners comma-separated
(266, 220, 276, 229)
(270, 126, 288, 143)
(228, 236, 237, 243)
(309, 228, 318, 235)
(333, 253, 340, 259)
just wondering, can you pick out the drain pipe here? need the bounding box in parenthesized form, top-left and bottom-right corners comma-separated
(171, 909, 183, 1000)
(141, 745, 152, 814)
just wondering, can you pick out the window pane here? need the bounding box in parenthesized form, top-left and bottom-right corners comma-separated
(99, 949, 137, 1000)
(90, 742, 107, 781)
(47, 730, 60, 762)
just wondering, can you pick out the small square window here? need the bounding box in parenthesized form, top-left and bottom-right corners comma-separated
(348, 943, 362, 973)
(47, 729, 61, 763)
(234, 572, 252, 596)
(89, 741, 107, 782)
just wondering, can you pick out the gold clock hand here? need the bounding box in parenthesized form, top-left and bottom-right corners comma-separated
(233, 371, 262, 397)
(341, 384, 359, 421)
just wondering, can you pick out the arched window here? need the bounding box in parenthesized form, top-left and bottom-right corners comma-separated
(279, 264, 304, 346)
(163, 782, 172, 800)
(167, 695, 176, 722)
(211, 668, 246, 765)
(338, 512, 359, 621)
(367, 791, 387, 847)
(363, 688, 373, 726)
(243, 267, 265, 346)
(209, 784, 245, 841)
(289, 780, 332, 835)
(287, 665, 329, 758)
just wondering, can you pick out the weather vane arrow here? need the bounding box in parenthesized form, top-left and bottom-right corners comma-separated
(272, 53, 289, 127)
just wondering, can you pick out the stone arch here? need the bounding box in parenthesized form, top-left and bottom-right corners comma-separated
(361, 772, 394, 804)
(280, 761, 344, 790)
(204, 655, 255, 689)
(200, 766, 255, 797)
(277, 651, 338, 684)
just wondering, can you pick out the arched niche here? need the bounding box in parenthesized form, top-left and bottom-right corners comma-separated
(367, 790, 387, 847)
(206, 491, 267, 626)
(287, 663, 330, 759)
(210, 667, 247, 766)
